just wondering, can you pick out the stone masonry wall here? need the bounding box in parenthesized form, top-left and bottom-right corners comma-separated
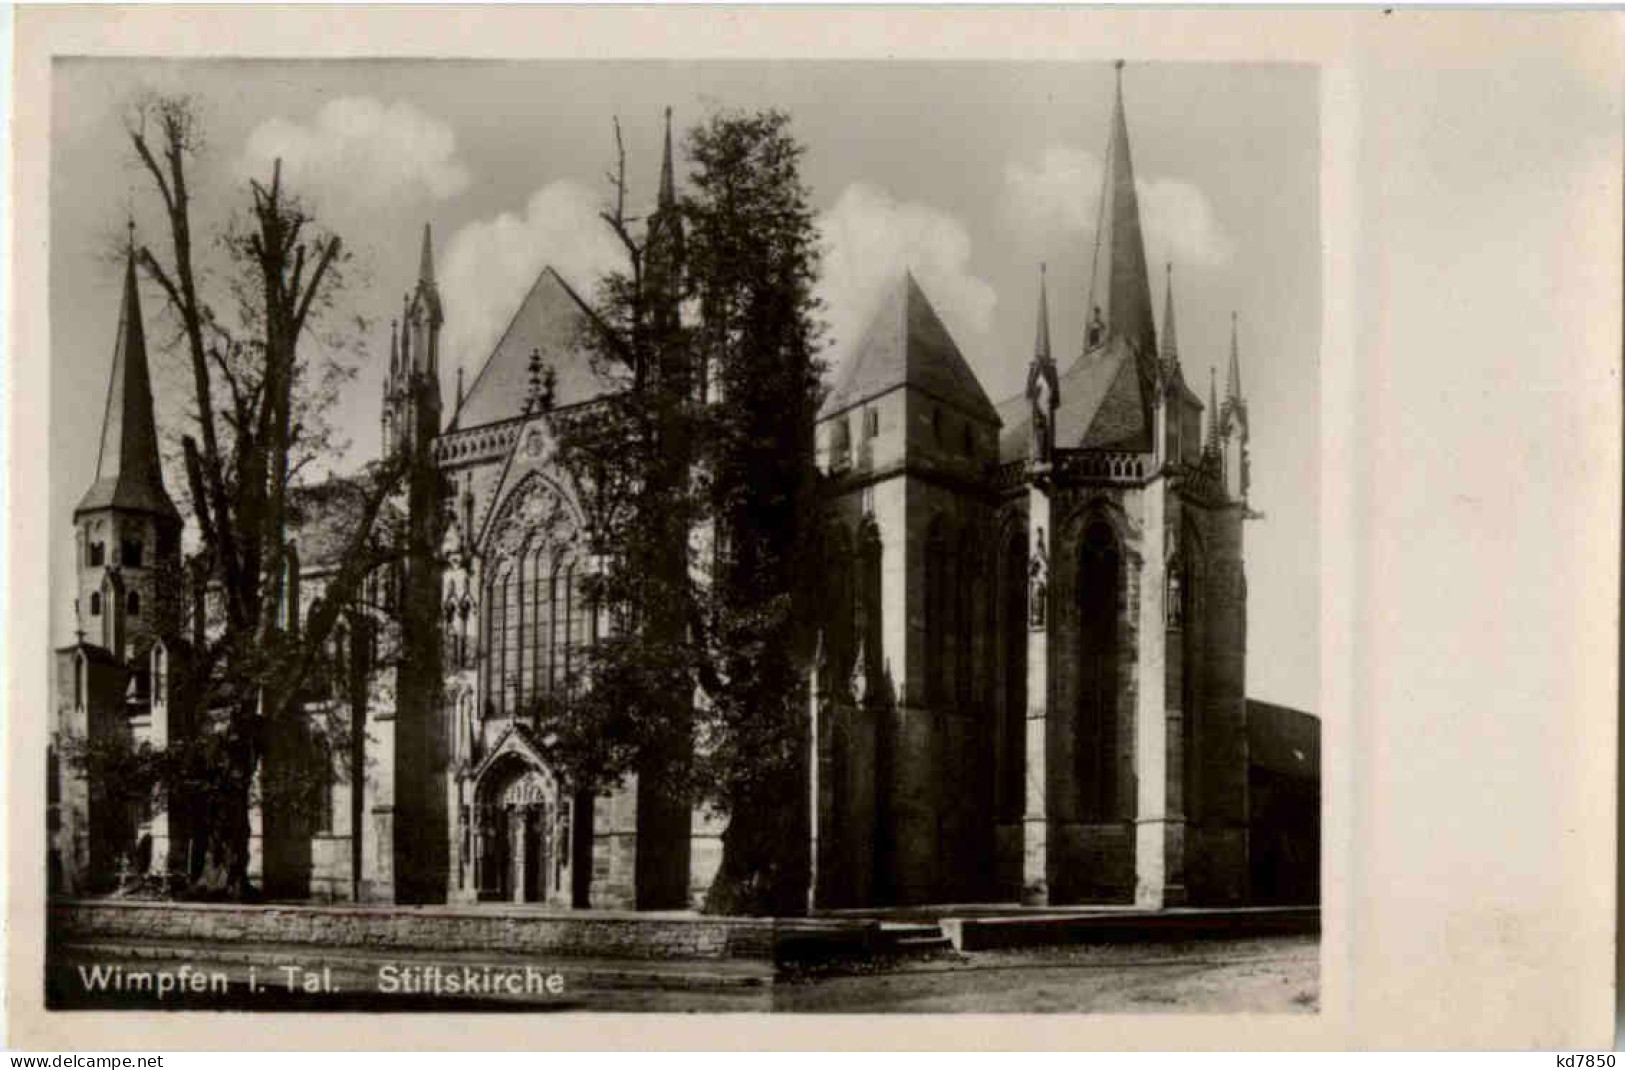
(49, 900, 875, 962)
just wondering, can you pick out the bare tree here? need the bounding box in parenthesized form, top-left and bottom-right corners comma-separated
(127, 93, 408, 897)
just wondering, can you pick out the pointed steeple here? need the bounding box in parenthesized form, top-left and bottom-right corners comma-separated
(418, 222, 436, 288)
(1207, 366, 1220, 450)
(1084, 60, 1157, 361)
(1227, 311, 1243, 403)
(1160, 262, 1180, 369)
(658, 106, 676, 211)
(1034, 262, 1052, 363)
(400, 293, 412, 363)
(389, 319, 399, 377)
(75, 235, 178, 522)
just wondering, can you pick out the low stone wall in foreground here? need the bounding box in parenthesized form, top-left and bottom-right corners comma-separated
(48, 899, 880, 963)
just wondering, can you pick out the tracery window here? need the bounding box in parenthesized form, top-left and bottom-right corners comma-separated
(998, 532, 1027, 820)
(1077, 519, 1122, 821)
(481, 475, 588, 718)
(925, 519, 954, 706)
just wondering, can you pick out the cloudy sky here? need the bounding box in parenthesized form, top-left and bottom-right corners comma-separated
(49, 59, 1320, 709)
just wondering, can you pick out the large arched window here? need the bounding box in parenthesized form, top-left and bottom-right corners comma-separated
(1077, 519, 1122, 820)
(924, 520, 952, 706)
(823, 525, 854, 687)
(955, 529, 980, 709)
(997, 531, 1028, 821)
(857, 519, 882, 686)
(492, 565, 509, 716)
(1178, 535, 1205, 824)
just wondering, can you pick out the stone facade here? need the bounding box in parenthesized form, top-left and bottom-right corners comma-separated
(54, 68, 1274, 912)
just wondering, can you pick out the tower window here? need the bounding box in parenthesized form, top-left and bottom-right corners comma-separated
(121, 539, 144, 568)
(89, 592, 102, 617)
(865, 409, 880, 439)
(831, 416, 851, 468)
(89, 542, 105, 567)
(127, 591, 141, 617)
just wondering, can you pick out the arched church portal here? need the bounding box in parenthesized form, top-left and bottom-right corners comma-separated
(471, 752, 571, 905)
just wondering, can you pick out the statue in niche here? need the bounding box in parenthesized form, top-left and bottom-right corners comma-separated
(1086, 306, 1106, 350)
(1028, 527, 1049, 630)
(1167, 568, 1183, 628)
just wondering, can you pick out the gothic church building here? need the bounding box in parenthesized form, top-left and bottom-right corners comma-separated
(54, 67, 1258, 910)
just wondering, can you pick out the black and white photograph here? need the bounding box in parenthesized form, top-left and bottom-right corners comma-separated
(6, 4, 1620, 1053)
(38, 52, 1321, 1015)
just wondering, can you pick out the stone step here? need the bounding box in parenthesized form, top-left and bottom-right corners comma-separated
(890, 934, 955, 954)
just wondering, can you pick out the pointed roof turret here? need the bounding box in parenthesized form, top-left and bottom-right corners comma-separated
(1034, 262, 1052, 364)
(389, 319, 399, 377)
(413, 224, 443, 331)
(1026, 264, 1060, 419)
(820, 271, 999, 425)
(658, 106, 676, 211)
(1160, 262, 1180, 369)
(1083, 61, 1157, 362)
(1207, 365, 1220, 450)
(75, 238, 179, 522)
(1227, 311, 1243, 403)
(418, 222, 437, 288)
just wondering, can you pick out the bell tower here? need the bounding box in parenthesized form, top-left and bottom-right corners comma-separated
(74, 233, 182, 661)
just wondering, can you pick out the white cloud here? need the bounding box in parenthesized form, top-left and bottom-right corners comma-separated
(439, 180, 627, 367)
(236, 98, 472, 219)
(1001, 145, 1234, 269)
(816, 182, 997, 371)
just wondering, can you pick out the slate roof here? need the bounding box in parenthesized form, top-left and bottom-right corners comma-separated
(820, 272, 999, 424)
(451, 267, 612, 432)
(999, 335, 1155, 461)
(75, 248, 180, 522)
(287, 477, 404, 572)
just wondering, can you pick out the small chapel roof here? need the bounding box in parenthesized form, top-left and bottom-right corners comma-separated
(820, 271, 999, 424)
(450, 266, 611, 433)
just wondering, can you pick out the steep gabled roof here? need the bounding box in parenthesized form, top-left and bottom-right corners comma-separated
(820, 272, 998, 424)
(75, 246, 179, 522)
(451, 267, 612, 432)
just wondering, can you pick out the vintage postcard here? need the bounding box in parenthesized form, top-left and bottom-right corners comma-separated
(5, 5, 1617, 1052)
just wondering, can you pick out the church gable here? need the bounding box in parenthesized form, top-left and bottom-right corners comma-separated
(452, 267, 610, 432)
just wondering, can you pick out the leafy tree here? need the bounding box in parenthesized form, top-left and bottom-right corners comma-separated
(538, 108, 826, 915)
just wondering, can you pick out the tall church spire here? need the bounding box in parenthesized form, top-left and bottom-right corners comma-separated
(75, 235, 178, 522)
(1084, 60, 1157, 361)
(1160, 262, 1180, 369)
(658, 106, 676, 210)
(1034, 262, 1052, 363)
(418, 222, 436, 288)
(1207, 365, 1220, 450)
(1227, 310, 1243, 403)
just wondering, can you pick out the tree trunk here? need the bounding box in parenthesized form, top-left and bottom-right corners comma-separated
(705, 768, 809, 917)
